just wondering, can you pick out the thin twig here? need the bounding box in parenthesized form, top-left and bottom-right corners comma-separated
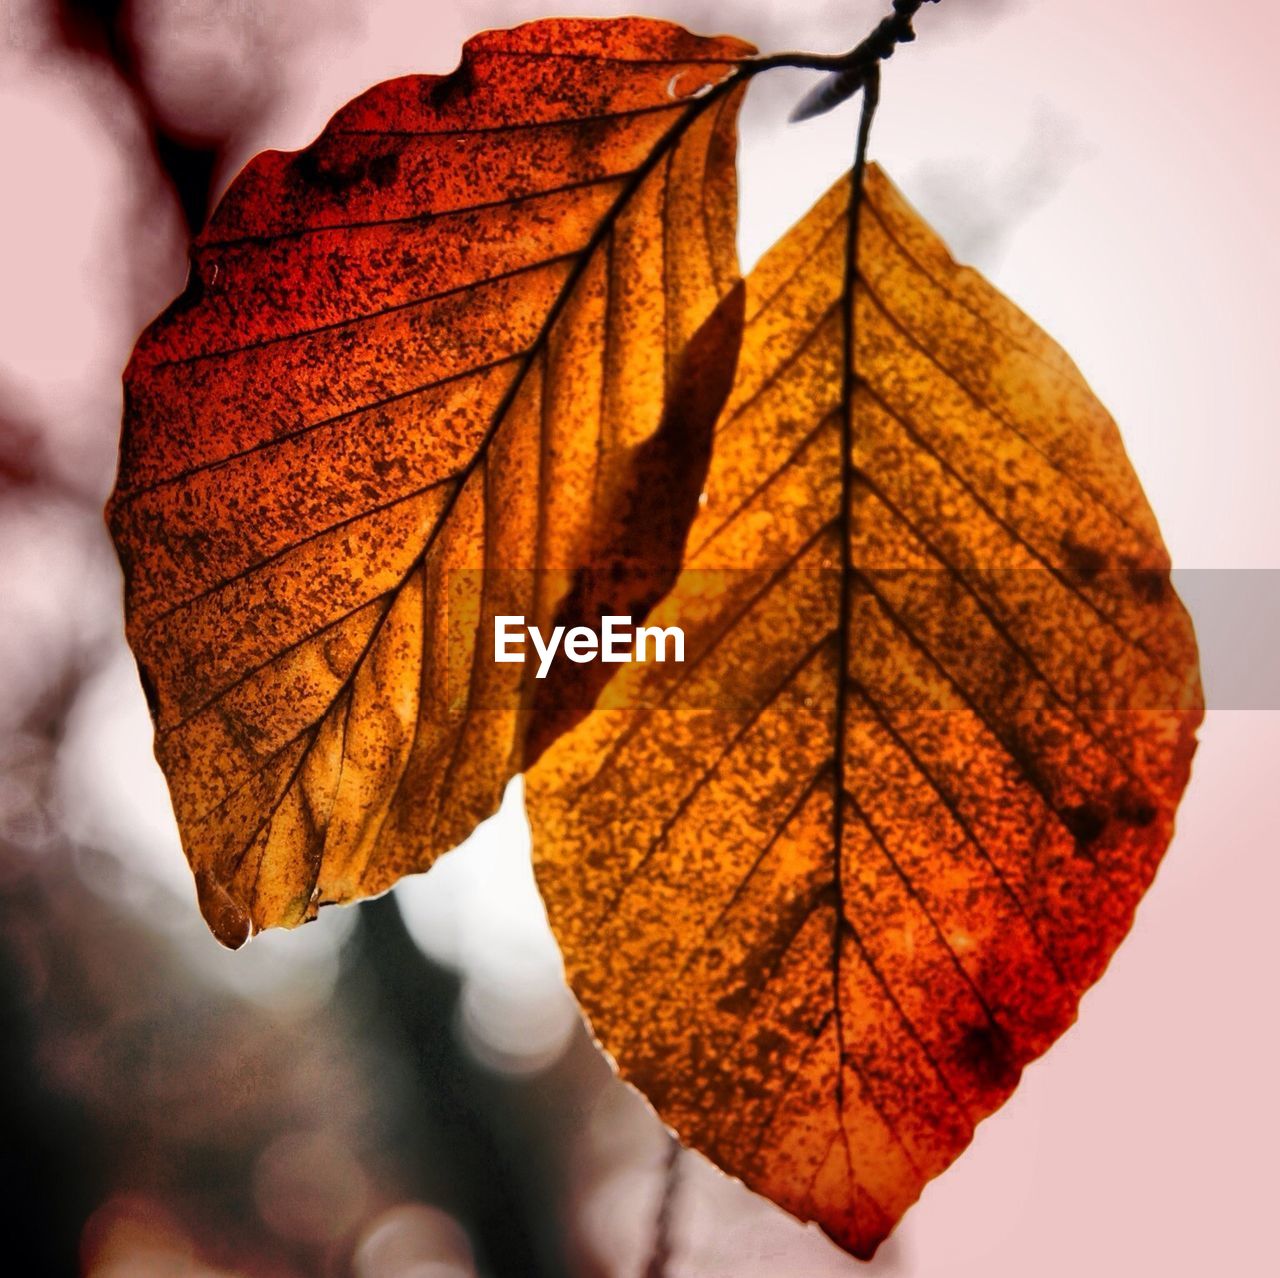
(643, 1135, 684, 1278)
(737, 0, 940, 120)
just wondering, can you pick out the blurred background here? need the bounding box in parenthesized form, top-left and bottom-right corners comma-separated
(1, 1, 1277, 1274)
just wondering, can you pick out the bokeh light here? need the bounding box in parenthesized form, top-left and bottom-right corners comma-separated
(354, 1203, 476, 1278)
(397, 779, 580, 1078)
(252, 1129, 370, 1248)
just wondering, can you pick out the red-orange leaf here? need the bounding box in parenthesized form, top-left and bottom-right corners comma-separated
(525, 165, 1203, 1258)
(107, 18, 753, 946)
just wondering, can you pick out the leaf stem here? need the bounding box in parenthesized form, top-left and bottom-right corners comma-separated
(831, 54, 882, 1195)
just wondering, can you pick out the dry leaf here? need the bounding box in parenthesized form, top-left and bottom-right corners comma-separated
(107, 18, 753, 946)
(525, 165, 1203, 1258)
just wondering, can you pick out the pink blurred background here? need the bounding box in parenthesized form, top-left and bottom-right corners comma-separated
(1, 1, 1276, 1274)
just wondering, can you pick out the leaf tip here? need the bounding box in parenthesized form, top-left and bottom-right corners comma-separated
(195, 870, 252, 949)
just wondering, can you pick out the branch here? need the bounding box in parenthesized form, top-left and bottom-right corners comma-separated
(742, 0, 942, 121)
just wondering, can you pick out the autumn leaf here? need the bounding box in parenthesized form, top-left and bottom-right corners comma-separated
(105, 18, 756, 947)
(524, 164, 1203, 1258)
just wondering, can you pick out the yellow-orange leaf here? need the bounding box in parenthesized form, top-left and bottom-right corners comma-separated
(107, 18, 753, 946)
(525, 165, 1202, 1257)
